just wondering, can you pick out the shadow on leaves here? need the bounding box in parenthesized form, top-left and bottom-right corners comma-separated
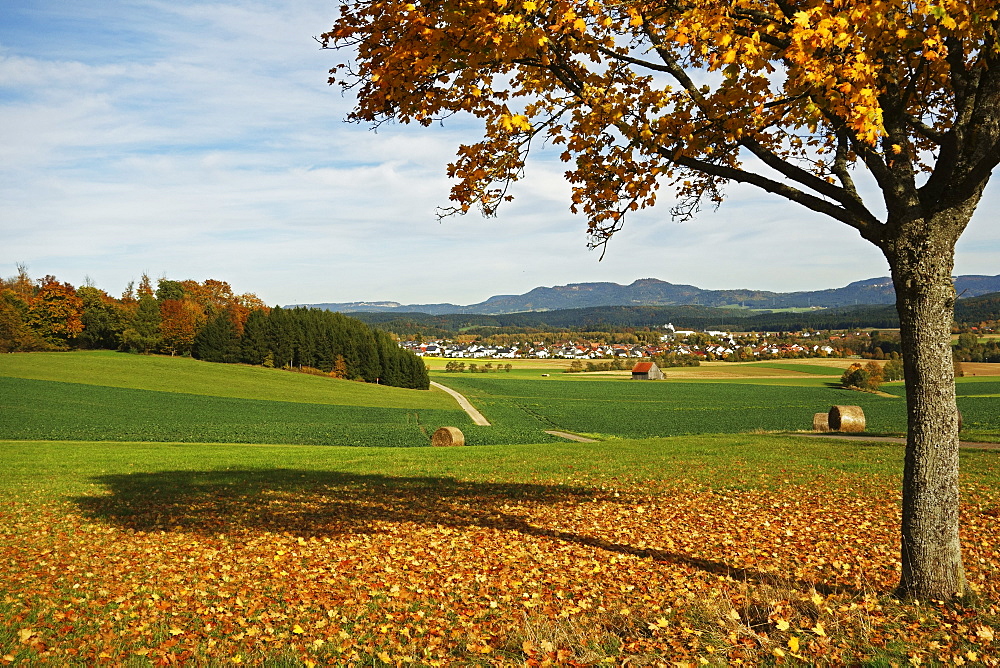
(73, 468, 856, 595)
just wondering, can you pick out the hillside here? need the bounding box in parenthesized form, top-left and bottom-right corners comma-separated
(296, 274, 1000, 315)
(348, 291, 1000, 335)
(0, 351, 464, 447)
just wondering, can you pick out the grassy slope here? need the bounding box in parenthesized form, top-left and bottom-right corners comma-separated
(0, 351, 470, 447)
(0, 350, 452, 409)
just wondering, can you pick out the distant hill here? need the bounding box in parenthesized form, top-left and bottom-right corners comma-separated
(348, 291, 1000, 336)
(294, 275, 1000, 315)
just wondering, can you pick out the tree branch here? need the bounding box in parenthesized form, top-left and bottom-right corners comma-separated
(739, 137, 873, 218)
(592, 42, 677, 75)
(663, 149, 882, 239)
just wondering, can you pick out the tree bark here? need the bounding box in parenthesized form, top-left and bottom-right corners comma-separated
(881, 206, 971, 600)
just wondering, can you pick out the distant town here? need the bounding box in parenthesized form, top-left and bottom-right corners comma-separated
(399, 323, 899, 363)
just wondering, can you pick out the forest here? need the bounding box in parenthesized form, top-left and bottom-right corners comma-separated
(0, 267, 428, 390)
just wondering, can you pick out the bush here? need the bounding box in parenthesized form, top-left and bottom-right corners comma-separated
(841, 361, 884, 391)
(883, 357, 904, 382)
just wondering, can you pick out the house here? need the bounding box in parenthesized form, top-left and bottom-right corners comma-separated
(631, 361, 664, 380)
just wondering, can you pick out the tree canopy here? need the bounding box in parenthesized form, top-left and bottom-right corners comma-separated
(323, 0, 1000, 600)
(324, 0, 998, 246)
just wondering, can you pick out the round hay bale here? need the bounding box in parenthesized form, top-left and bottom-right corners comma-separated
(829, 405, 865, 432)
(812, 412, 830, 432)
(431, 426, 465, 447)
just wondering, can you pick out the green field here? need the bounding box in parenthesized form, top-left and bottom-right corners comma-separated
(431, 374, 913, 438)
(2, 352, 999, 665)
(4, 351, 997, 445)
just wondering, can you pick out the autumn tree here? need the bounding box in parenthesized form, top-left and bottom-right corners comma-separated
(26, 277, 85, 346)
(322, 0, 1000, 599)
(158, 298, 202, 356)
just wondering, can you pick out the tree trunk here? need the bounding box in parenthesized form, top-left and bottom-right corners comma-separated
(882, 209, 969, 600)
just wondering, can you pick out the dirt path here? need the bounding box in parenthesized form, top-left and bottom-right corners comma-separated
(429, 381, 491, 426)
(544, 430, 599, 443)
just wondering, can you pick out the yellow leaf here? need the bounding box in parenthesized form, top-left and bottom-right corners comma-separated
(811, 592, 823, 605)
(788, 636, 800, 652)
(813, 622, 826, 636)
(378, 652, 391, 663)
(292, 624, 305, 634)
(169, 627, 184, 636)
(775, 619, 790, 631)
(976, 625, 995, 641)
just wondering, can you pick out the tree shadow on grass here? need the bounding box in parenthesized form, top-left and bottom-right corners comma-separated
(73, 468, 859, 596)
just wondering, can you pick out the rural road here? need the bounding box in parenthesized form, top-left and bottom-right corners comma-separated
(429, 381, 491, 426)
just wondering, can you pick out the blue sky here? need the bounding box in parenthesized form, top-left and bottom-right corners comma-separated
(2, 0, 997, 307)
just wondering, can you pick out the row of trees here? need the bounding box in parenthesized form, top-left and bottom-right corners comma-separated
(0, 267, 428, 390)
(0, 266, 267, 355)
(443, 361, 513, 373)
(195, 307, 428, 389)
(953, 332, 1000, 364)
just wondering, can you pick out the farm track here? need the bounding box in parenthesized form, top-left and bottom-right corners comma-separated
(544, 430, 599, 443)
(429, 381, 491, 426)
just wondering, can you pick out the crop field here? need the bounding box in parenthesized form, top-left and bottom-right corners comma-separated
(434, 374, 912, 438)
(0, 351, 451, 409)
(0, 352, 564, 447)
(6, 353, 996, 446)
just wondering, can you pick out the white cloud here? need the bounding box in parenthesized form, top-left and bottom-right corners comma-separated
(1, 0, 996, 308)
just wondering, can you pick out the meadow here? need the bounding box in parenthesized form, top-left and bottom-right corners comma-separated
(1, 351, 999, 665)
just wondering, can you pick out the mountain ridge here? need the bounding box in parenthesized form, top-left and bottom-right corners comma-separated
(291, 275, 1000, 315)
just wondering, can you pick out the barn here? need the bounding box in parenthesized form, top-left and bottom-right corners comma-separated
(631, 361, 664, 380)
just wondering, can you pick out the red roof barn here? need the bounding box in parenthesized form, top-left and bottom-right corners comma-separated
(631, 361, 664, 380)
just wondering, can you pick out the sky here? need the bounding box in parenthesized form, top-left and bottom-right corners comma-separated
(2, 0, 998, 308)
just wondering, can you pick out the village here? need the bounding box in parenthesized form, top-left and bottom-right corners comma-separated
(400, 323, 848, 362)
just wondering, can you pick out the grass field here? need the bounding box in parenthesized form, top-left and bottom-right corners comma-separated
(5, 352, 998, 445)
(0, 352, 559, 447)
(1, 437, 998, 665)
(2, 352, 999, 664)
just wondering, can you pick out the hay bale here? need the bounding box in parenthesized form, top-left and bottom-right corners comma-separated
(431, 426, 465, 447)
(812, 412, 830, 432)
(828, 405, 865, 432)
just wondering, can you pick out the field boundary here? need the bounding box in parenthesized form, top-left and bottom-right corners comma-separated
(799, 433, 1000, 450)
